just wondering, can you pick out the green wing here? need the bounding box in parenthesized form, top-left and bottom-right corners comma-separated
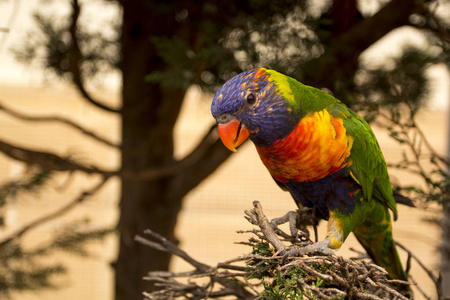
(272, 74, 397, 219)
(329, 104, 398, 220)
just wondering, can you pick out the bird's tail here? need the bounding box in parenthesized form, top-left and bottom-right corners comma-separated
(354, 225, 406, 280)
(353, 205, 411, 296)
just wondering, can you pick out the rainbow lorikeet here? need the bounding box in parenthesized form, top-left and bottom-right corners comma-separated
(211, 68, 407, 281)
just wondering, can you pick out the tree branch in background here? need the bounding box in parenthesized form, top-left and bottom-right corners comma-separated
(334, 0, 417, 54)
(0, 137, 116, 176)
(0, 125, 225, 182)
(168, 127, 234, 200)
(371, 92, 449, 209)
(0, 101, 119, 148)
(395, 242, 444, 300)
(123, 125, 220, 181)
(0, 177, 110, 247)
(68, 0, 121, 113)
(305, 0, 419, 89)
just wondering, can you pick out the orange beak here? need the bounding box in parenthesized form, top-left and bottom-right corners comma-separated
(217, 119, 250, 152)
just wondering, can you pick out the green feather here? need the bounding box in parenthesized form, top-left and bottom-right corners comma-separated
(328, 104, 398, 220)
(266, 69, 336, 116)
(268, 69, 398, 219)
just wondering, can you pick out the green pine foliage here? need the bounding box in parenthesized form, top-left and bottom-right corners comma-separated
(245, 238, 383, 300)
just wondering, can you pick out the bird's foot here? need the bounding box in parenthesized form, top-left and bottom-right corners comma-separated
(270, 208, 317, 242)
(270, 210, 300, 240)
(282, 239, 334, 261)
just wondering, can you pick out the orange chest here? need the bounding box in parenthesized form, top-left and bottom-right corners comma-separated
(256, 110, 353, 182)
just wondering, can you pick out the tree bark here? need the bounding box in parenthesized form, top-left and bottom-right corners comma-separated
(115, 1, 186, 299)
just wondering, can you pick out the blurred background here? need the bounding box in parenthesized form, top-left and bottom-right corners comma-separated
(0, 0, 448, 299)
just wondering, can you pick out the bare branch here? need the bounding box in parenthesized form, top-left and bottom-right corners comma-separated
(366, 277, 408, 300)
(408, 275, 434, 300)
(136, 231, 211, 273)
(168, 126, 234, 199)
(396, 241, 441, 298)
(384, 80, 449, 167)
(0, 125, 225, 182)
(123, 125, 219, 180)
(0, 177, 110, 247)
(137, 229, 255, 300)
(0, 137, 116, 176)
(68, 0, 121, 113)
(245, 201, 286, 252)
(0, 101, 119, 148)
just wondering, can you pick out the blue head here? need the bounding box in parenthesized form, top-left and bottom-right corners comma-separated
(211, 68, 297, 149)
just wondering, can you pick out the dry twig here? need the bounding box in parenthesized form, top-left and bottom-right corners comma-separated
(138, 201, 414, 299)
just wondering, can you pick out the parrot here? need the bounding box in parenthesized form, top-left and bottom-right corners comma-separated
(211, 68, 407, 281)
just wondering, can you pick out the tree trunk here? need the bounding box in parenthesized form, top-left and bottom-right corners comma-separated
(114, 2, 236, 298)
(115, 1, 186, 299)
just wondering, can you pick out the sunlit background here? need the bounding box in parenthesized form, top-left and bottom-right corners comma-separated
(0, 0, 449, 299)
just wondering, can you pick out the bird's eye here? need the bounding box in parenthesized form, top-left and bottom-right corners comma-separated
(246, 93, 256, 105)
